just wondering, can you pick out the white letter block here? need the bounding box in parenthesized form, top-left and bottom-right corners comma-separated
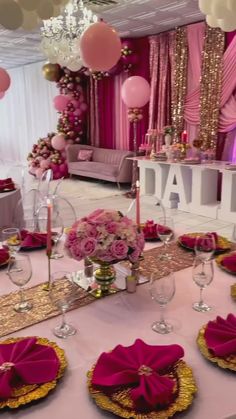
(189, 167, 218, 218)
(218, 170, 236, 223)
(162, 164, 192, 210)
(138, 160, 169, 199)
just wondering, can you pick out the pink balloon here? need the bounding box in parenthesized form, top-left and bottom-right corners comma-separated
(53, 95, 70, 112)
(35, 168, 43, 179)
(51, 133, 66, 151)
(121, 76, 151, 108)
(53, 172, 62, 180)
(50, 163, 59, 172)
(74, 108, 82, 116)
(40, 159, 50, 170)
(71, 99, 79, 109)
(0, 68, 11, 93)
(0, 91, 5, 99)
(80, 103, 88, 112)
(79, 21, 121, 71)
(59, 163, 68, 174)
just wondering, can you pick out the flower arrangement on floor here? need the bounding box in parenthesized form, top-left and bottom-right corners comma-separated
(65, 209, 145, 264)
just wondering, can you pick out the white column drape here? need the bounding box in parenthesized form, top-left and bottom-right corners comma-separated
(0, 61, 58, 164)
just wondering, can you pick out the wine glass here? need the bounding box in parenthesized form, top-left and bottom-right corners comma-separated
(8, 254, 33, 312)
(2, 228, 21, 255)
(192, 258, 214, 312)
(157, 217, 174, 260)
(194, 234, 216, 262)
(149, 271, 175, 334)
(50, 271, 77, 339)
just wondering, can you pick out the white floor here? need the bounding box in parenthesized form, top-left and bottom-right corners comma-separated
(1, 161, 235, 240)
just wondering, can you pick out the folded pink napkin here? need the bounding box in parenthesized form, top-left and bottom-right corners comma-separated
(0, 178, 15, 191)
(205, 314, 236, 357)
(142, 220, 171, 239)
(0, 337, 60, 399)
(0, 249, 9, 265)
(221, 252, 236, 273)
(92, 339, 184, 411)
(180, 232, 219, 250)
(21, 229, 47, 248)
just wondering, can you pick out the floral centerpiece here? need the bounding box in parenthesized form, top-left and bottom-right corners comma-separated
(163, 125, 175, 135)
(65, 209, 145, 297)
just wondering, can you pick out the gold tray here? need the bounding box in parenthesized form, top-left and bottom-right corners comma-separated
(216, 252, 236, 276)
(87, 360, 197, 418)
(197, 326, 236, 371)
(178, 232, 231, 254)
(0, 336, 67, 409)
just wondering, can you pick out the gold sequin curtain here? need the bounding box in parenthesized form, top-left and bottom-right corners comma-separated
(199, 26, 225, 151)
(171, 27, 188, 141)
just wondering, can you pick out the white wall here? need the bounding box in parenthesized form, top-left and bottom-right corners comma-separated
(0, 61, 58, 164)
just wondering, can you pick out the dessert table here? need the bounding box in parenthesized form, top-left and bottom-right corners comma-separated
(0, 239, 236, 419)
(0, 188, 23, 230)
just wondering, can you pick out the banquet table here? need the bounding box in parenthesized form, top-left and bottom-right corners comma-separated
(0, 188, 23, 229)
(0, 238, 236, 419)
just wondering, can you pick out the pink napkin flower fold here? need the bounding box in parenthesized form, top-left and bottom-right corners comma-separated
(0, 249, 9, 265)
(0, 337, 60, 399)
(21, 229, 48, 248)
(142, 221, 171, 239)
(180, 232, 219, 250)
(221, 252, 236, 272)
(0, 178, 15, 191)
(92, 339, 184, 411)
(205, 314, 236, 357)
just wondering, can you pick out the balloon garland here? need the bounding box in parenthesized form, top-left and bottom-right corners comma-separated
(27, 66, 88, 180)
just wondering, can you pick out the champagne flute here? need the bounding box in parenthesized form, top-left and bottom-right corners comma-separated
(50, 271, 78, 339)
(157, 217, 174, 260)
(192, 258, 214, 312)
(50, 215, 64, 259)
(149, 271, 175, 334)
(8, 254, 33, 312)
(2, 228, 21, 255)
(194, 234, 216, 262)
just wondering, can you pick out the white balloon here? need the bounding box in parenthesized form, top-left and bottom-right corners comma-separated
(198, 0, 213, 15)
(227, 0, 236, 12)
(219, 16, 236, 31)
(206, 14, 220, 28)
(67, 60, 83, 72)
(211, 0, 228, 18)
(48, 55, 59, 64)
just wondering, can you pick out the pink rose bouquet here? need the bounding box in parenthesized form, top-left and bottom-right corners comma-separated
(65, 209, 145, 263)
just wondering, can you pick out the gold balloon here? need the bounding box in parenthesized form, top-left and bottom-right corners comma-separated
(0, 0, 23, 30)
(42, 63, 61, 82)
(21, 10, 39, 31)
(37, 0, 54, 20)
(18, 0, 41, 12)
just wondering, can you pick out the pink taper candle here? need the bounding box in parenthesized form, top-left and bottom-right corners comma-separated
(136, 180, 140, 226)
(181, 130, 188, 143)
(46, 198, 52, 256)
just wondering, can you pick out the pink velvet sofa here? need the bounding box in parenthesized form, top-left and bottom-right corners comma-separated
(66, 144, 134, 187)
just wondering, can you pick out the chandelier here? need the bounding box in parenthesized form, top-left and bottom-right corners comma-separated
(40, 0, 98, 72)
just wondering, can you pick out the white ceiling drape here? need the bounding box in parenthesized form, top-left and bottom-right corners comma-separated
(0, 61, 58, 164)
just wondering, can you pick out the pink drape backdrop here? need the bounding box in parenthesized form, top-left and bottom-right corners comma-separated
(114, 73, 129, 150)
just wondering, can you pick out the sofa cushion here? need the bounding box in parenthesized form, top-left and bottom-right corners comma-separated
(69, 161, 119, 177)
(77, 149, 93, 161)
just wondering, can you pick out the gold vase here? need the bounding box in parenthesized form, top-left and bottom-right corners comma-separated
(91, 261, 117, 298)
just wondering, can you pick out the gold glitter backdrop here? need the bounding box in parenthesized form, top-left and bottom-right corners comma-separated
(199, 26, 225, 151)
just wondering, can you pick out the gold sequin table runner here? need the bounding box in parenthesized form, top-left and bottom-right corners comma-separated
(0, 242, 195, 338)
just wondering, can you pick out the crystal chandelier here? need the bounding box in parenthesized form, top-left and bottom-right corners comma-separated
(40, 0, 98, 71)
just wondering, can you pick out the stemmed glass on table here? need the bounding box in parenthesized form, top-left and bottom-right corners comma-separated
(157, 217, 174, 260)
(193, 234, 215, 312)
(8, 254, 33, 312)
(50, 271, 78, 339)
(2, 228, 21, 256)
(149, 271, 175, 334)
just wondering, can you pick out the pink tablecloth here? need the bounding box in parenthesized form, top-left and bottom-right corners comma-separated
(0, 239, 235, 419)
(0, 188, 23, 229)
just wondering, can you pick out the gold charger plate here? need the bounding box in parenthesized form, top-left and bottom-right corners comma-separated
(87, 360, 197, 418)
(197, 326, 236, 371)
(0, 336, 67, 409)
(216, 252, 236, 276)
(178, 232, 231, 254)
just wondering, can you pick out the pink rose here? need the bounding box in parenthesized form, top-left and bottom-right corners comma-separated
(65, 230, 77, 248)
(136, 233, 145, 251)
(97, 249, 114, 262)
(106, 221, 117, 234)
(129, 246, 141, 263)
(70, 243, 83, 261)
(87, 224, 98, 238)
(80, 237, 97, 256)
(110, 240, 128, 260)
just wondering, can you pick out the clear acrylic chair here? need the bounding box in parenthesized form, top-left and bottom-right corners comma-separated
(13, 188, 43, 230)
(37, 169, 53, 201)
(125, 194, 166, 224)
(7, 164, 29, 198)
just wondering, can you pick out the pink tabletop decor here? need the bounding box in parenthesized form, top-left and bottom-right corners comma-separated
(20, 230, 48, 249)
(141, 220, 171, 240)
(65, 209, 145, 263)
(0, 249, 9, 265)
(221, 252, 236, 272)
(92, 339, 184, 411)
(179, 232, 221, 250)
(0, 178, 15, 192)
(0, 337, 60, 399)
(205, 314, 236, 357)
(46, 199, 52, 256)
